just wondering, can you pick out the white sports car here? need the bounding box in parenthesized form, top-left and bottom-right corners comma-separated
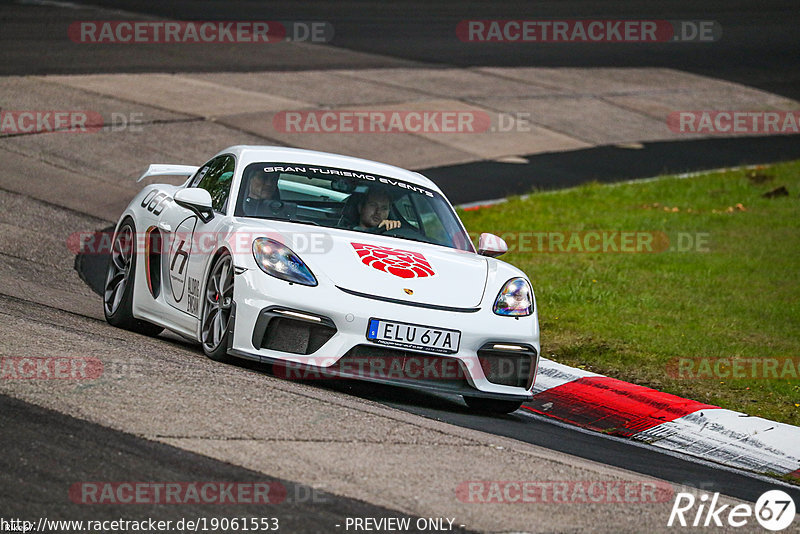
(104, 146, 540, 413)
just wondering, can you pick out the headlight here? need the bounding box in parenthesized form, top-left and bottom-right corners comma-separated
(252, 238, 317, 286)
(493, 277, 533, 316)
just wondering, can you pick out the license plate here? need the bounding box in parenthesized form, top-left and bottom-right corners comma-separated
(366, 318, 460, 354)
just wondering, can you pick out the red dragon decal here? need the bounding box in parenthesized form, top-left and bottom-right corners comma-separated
(351, 242, 435, 279)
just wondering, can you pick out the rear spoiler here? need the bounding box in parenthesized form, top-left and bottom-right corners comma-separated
(137, 164, 199, 183)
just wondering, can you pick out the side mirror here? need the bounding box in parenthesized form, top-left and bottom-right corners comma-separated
(174, 188, 214, 223)
(477, 232, 508, 258)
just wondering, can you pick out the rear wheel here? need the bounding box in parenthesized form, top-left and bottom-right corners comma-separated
(464, 396, 523, 414)
(103, 219, 163, 336)
(201, 251, 235, 362)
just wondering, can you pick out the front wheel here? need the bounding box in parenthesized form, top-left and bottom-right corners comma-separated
(464, 396, 523, 414)
(201, 251, 235, 362)
(103, 219, 163, 337)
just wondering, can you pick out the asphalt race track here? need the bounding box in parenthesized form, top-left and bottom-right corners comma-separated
(424, 134, 800, 204)
(72, 253, 800, 507)
(2, 1, 799, 532)
(6, 1, 799, 102)
(67, 247, 800, 510)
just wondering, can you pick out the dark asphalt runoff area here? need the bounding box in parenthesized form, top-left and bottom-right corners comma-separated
(424, 134, 800, 204)
(0, 394, 473, 533)
(5, 1, 799, 102)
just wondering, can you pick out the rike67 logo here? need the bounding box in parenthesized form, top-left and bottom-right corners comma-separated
(668, 490, 796, 531)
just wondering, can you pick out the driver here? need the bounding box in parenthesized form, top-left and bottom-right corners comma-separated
(354, 188, 401, 231)
(243, 171, 280, 216)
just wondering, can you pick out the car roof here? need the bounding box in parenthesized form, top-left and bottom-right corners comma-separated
(213, 145, 443, 194)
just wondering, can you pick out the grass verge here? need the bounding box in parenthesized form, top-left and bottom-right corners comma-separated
(459, 161, 800, 426)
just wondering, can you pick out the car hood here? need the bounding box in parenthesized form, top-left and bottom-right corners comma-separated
(322, 231, 488, 309)
(245, 221, 489, 309)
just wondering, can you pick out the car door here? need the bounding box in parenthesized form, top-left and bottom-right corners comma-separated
(159, 155, 235, 317)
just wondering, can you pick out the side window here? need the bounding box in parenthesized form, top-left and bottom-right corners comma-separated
(189, 160, 214, 188)
(194, 156, 235, 213)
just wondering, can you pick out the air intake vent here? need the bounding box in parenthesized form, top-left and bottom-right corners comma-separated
(477, 344, 538, 389)
(256, 311, 336, 355)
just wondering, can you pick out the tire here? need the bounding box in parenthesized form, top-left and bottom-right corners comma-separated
(103, 218, 163, 337)
(201, 251, 235, 362)
(464, 396, 523, 414)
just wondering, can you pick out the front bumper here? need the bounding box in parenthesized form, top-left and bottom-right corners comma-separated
(230, 268, 540, 400)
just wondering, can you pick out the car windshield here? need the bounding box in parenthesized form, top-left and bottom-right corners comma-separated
(234, 162, 473, 252)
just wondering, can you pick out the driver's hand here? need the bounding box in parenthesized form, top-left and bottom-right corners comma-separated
(378, 219, 401, 231)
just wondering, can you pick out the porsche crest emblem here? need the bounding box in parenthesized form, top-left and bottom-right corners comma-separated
(403, 288, 414, 295)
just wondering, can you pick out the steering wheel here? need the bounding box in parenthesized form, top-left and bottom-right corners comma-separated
(382, 225, 421, 239)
